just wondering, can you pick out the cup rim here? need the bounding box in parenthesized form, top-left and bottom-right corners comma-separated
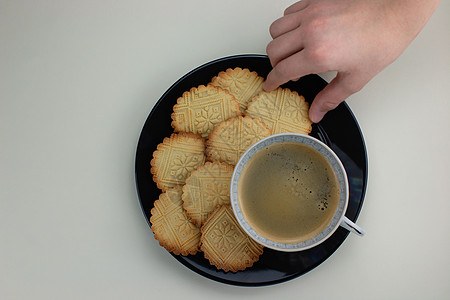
(230, 133, 349, 252)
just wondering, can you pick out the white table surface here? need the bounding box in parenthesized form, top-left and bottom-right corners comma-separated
(1, 1, 449, 299)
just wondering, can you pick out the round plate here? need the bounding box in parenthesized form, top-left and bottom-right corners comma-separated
(135, 54, 368, 286)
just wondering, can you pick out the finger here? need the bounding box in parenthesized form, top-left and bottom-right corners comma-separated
(266, 28, 304, 67)
(308, 73, 360, 123)
(284, 0, 310, 15)
(263, 51, 317, 91)
(269, 12, 302, 39)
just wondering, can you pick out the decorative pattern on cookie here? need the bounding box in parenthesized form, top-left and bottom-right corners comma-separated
(150, 186, 201, 256)
(200, 205, 264, 272)
(182, 161, 234, 227)
(245, 88, 312, 134)
(150, 132, 206, 192)
(171, 85, 241, 138)
(205, 116, 271, 165)
(210, 68, 264, 113)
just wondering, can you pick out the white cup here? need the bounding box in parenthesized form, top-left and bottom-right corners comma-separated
(230, 133, 365, 252)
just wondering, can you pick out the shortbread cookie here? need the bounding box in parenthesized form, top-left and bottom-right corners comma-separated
(150, 132, 206, 192)
(182, 162, 234, 227)
(246, 88, 312, 134)
(210, 68, 264, 112)
(150, 186, 201, 256)
(171, 85, 241, 138)
(200, 205, 264, 272)
(205, 116, 271, 165)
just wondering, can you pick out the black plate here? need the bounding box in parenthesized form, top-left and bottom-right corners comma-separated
(135, 54, 367, 286)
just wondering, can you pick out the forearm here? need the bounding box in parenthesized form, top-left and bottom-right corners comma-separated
(387, 0, 442, 40)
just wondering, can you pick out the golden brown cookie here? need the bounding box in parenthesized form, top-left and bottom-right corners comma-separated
(182, 161, 234, 227)
(245, 88, 312, 134)
(210, 68, 264, 113)
(171, 85, 241, 138)
(150, 132, 206, 192)
(200, 205, 264, 272)
(150, 186, 201, 256)
(205, 116, 271, 165)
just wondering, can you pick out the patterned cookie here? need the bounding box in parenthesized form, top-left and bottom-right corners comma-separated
(200, 205, 264, 272)
(171, 85, 241, 138)
(245, 88, 312, 134)
(150, 132, 206, 192)
(210, 68, 264, 113)
(150, 186, 201, 256)
(182, 161, 234, 227)
(205, 116, 271, 165)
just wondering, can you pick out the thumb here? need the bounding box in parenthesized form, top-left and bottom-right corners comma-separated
(309, 73, 362, 123)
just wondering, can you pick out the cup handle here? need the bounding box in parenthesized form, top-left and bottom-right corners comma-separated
(340, 216, 365, 236)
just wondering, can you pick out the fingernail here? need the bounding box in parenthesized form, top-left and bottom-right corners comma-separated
(263, 80, 277, 91)
(309, 110, 324, 123)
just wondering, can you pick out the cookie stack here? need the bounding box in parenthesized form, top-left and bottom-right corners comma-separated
(149, 67, 312, 272)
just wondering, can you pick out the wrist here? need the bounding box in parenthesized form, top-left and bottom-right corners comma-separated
(386, 0, 442, 39)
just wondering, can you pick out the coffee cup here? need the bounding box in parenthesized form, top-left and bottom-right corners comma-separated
(230, 133, 365, 252)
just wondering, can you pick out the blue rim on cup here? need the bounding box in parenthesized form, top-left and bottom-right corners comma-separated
(230, 133, 365, 252)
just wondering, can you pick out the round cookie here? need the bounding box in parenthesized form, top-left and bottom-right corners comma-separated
(171, 84, 241, 138)
(205, 116, 271, 165)
(182, 161, 234, 227)
(200, 205, 264, 272)
(150, 132, 206, 192)
(210, 67, 264, 113)
(245, 88, 312, 134)
(150, 186, 201, 256)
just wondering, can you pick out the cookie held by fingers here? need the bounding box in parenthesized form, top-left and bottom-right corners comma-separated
(246, 88, 312, 134)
